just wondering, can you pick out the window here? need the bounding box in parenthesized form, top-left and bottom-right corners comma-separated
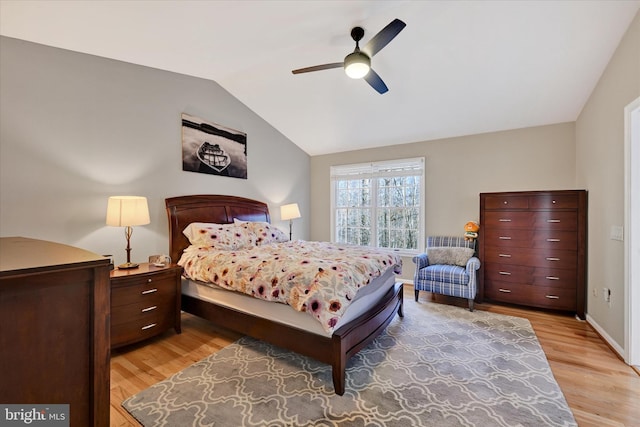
(330, 157, 425, 255)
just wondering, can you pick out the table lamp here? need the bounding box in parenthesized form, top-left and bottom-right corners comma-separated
(106, 196, 150, 269)
(280, 203, 301, 240)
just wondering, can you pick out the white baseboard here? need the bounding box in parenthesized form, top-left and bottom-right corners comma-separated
(586, 314, 625, 360)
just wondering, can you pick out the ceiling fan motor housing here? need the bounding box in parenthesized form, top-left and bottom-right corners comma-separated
(351, 26, 365, 42)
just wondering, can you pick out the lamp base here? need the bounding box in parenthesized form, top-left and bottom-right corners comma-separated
(117, 262, 139, 270)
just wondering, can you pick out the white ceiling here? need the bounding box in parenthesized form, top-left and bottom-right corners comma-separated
(1, 1, 638, 156)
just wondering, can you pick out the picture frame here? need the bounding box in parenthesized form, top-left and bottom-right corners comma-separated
(181, 113, 247, 179)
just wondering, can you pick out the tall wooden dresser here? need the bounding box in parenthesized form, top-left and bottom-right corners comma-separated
(0, 237, 111, 427)
(478, 190, 587, 319)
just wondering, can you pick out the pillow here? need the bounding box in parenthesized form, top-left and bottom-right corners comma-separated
(182, 222, 256, 250)
(427, 247, 474, 267)
(183, 222, 233, 242)
(234, 220, 289, 245)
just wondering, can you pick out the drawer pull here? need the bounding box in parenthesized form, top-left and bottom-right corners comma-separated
(546, 276, 560, 280)
(141, 323, 157, 330)
(546, 238, 561, 242)
(498, 219, 512, 222)
(147, 278, 153, 283)
(547, 219, 561, 223)
(141, 305, 157, 312)
(499, 236, 512, 240)
(141, 288, 158, 295)
(498, 254, 512, 258)
(546, 257, 560, 261)
(499, 271, 512, 275)
(498, 288, 512, 293)
(545, 295, 560, 299)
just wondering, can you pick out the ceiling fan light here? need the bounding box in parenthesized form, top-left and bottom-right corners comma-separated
(344, 52, 371, 79)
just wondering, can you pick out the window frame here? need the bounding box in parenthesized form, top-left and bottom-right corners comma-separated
(330, 157, 425, 256)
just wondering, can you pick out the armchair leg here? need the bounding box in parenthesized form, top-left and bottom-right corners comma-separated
(414, 289, 419, 301)
(468, 299, 474, 312)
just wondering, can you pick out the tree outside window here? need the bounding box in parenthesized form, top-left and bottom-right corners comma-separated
(331, 158, 424, 255)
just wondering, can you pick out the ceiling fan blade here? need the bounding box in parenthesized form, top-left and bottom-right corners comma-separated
(364, 69, 388, 94)
(292, 62, 344, 74)
(363, 18, 406, 57)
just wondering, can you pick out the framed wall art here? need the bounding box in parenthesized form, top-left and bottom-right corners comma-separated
(181, 113, 247, 179)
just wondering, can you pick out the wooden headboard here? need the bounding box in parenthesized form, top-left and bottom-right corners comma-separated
(165, 195, 271, 264)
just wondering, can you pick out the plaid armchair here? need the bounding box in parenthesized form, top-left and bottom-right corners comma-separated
(412, 236, 481, 311)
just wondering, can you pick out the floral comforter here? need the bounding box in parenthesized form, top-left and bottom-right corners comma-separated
(179, 240, 402, 333)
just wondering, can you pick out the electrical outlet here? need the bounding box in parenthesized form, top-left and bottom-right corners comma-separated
(592, 287, 597, 297)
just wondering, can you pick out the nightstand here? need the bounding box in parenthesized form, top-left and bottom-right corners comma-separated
(110, 262, 182, 348)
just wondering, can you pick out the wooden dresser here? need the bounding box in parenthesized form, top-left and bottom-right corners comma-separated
(0, 237, 110, 427)
(478, 190, 587, 319)
(110, 263, 182, 348)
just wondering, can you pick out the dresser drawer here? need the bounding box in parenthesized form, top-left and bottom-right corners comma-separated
(528, 193, 578, 209)
(483, 229, 577, 250)
(533, 211, 578, 230)
(483, 247, 577, 269)
(112, 272, 177, 307)
(484, 195, 529, 210)
(484, 211, 577, 231)
(484, 263, 533, 283)
(484, 262, 576, 288)
(484, 211, 535, 228)
(485, 281, 576, 311)
(532, 267, 577, 289)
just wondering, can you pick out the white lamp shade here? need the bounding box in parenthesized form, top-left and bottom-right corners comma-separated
(106, 196, 150, 227)
(280, 203, 301, 221)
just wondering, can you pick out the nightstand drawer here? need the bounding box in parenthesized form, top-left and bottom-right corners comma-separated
(111, 311, 175, 347)
(112, 272, 176, 307)
(111, 298, 175, 326)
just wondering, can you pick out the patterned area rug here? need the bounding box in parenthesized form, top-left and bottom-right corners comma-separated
(123, 301, 577, 426)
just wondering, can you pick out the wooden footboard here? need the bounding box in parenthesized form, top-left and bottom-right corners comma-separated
(331, 282, 404, 394)
(181, 282, 404, 395)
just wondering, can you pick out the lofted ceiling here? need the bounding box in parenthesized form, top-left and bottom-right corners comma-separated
(1, 1, 638, 156)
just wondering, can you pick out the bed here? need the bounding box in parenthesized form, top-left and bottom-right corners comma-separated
(165, 194, 404, 395)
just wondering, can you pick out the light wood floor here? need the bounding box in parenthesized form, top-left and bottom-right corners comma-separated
(110, 286, 640, 426)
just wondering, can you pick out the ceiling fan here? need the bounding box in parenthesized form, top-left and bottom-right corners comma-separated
(292, 18, 406, 94)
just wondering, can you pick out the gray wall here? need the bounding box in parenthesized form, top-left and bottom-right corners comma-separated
(0, 37, 310, 265)
(576, 11, 640, 346)
(311, 122, 577, 281)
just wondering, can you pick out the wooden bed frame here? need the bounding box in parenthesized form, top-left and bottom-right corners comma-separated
(165, 194, 403, 395)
